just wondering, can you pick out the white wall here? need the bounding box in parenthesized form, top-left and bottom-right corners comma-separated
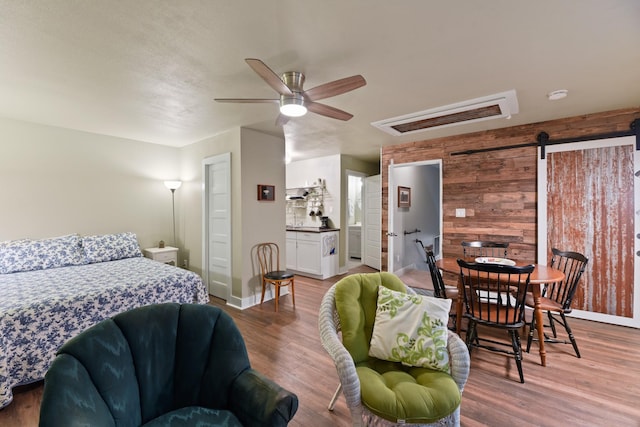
(286, 154, 341, 229)
(178, 127, 286, 307)
(0, 117, 179, 249)
(239, 128, 286, 306)
(178, 127, 241, 281)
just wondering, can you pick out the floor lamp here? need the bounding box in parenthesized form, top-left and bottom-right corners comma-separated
(164, 180, 182, 247)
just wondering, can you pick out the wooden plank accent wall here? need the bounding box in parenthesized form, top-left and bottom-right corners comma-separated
(381, 107, 640, 274)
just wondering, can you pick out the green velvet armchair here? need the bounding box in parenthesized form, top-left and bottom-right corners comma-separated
(39, 303, 298, 427)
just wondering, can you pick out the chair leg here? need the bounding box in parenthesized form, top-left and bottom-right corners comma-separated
(275, 284, 280, 312)
(526, 316, 535, 353)
(260, 279, 266, 305)
(328, 383, 342, 411)
(465, 320, 477, 354)
(560, 312, 581, 358)
(290, 278, 295, 307)
(510, 330, 524, 383)
(548, 310, 558, 338)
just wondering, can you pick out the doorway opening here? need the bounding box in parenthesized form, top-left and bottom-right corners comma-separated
(346, 170, 365, 270)
(388, 160, 442, 274)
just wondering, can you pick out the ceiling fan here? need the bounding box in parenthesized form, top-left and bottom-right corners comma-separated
(215, 58, 366, 125)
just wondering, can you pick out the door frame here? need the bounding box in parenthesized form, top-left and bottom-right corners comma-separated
(345, 169, 366, 267)
(363, 174, 381, 270)
(388, 159, 443, 272)
(537, 135, 639, 327)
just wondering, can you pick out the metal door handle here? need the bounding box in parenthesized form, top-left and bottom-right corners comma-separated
(387, 232, 398, 237)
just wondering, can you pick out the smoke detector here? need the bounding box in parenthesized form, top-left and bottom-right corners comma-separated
(548, 89, 568, 100)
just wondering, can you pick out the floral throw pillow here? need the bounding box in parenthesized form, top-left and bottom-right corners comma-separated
(82, 232, 142, 264)
(369, 286, 451, 372)
(0, 234, 84, 274)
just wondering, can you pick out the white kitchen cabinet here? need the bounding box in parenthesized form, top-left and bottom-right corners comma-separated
(286, 232, 297, 270)
(286, 230, 338, 279)
(348, 225, 362, 259)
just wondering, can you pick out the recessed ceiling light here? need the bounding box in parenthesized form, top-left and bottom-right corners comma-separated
(548, 89, 568, 101)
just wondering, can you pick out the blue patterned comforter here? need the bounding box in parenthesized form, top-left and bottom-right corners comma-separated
(0, 257, 209, 408)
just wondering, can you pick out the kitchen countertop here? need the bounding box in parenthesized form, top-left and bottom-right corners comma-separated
(286, 227, 340, 233)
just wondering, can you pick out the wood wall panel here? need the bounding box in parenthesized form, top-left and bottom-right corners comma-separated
(381, 107, 640, 275)
(547, 145, 634, 317)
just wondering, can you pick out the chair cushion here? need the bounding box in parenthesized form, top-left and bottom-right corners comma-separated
(334, 272, 408, 363)
(357, 361, 461, 424)
(265, 270, 294, 280)
(369, 286, 451, 372)
(143, 406, 243, 426)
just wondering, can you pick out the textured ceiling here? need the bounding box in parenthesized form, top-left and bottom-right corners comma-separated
(0, 1, 638, 162)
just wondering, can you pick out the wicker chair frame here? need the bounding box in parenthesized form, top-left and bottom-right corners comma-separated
(318, 280, 470, 427)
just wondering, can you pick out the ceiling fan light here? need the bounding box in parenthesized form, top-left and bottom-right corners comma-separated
(280, 97, 307, 117)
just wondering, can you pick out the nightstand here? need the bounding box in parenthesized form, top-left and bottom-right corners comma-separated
(144, 246, 178, 266)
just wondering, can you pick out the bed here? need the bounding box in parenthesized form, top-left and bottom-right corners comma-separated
(0, 232, 209, 408)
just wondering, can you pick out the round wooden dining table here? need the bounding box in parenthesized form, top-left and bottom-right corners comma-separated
(435, 257, 565, 367)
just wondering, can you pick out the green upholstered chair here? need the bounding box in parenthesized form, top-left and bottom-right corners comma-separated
(318, 272, 470, 426)
(39, 303, 298, 427)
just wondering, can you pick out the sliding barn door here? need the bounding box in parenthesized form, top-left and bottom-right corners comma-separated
(538, 136, 640, 327)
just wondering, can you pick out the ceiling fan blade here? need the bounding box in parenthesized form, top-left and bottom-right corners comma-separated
(245, 58, 293, 96)
(214, 98, 278, 103)
(304, 75, 366, 101)
(306, 101, 354, 121)
(275, 114, 290, 126)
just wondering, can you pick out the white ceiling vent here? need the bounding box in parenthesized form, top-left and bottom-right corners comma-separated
(371, 90, 519, 136)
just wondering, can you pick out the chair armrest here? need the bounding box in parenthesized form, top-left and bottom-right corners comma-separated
(318, 284, 363, 422)
(40, 355, 117, 427)
(228, 368, 298, 427)
(447, 332, 471, 392)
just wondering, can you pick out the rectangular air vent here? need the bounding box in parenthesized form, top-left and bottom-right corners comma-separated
(371, 90, 518, 136)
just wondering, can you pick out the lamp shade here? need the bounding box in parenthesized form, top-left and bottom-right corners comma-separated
(164, 180, 182, 190)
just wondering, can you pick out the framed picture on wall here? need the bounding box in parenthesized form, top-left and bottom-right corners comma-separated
(257, 184, 275, 201)
(398, 186, 411, 208)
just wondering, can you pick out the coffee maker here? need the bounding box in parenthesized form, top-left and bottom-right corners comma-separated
(320, 216, 330, 229)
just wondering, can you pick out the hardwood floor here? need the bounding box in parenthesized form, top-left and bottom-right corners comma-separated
(2, 266, 640, 426)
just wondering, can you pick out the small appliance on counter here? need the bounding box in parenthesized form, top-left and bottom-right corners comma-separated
(320, 216, 330, 229)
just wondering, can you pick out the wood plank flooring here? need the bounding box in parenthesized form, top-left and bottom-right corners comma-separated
(2, 266, 640, 426)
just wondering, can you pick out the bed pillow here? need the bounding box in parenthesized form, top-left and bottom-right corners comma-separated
(0, 234, 84, 274)
(369, 286, 451, 373)
(82, 232, 143, 264)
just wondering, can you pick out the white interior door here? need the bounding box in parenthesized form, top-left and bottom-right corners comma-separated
(202, 153, 231, 300)
(363, 174, 381, 270)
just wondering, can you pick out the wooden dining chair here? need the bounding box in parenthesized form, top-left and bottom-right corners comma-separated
(426, 249, 459, 330)
(461, 241, 509, 258)
(256, 242, 295, 312)
(526, 248, 588, 358)
(457, 259, 534, 383)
